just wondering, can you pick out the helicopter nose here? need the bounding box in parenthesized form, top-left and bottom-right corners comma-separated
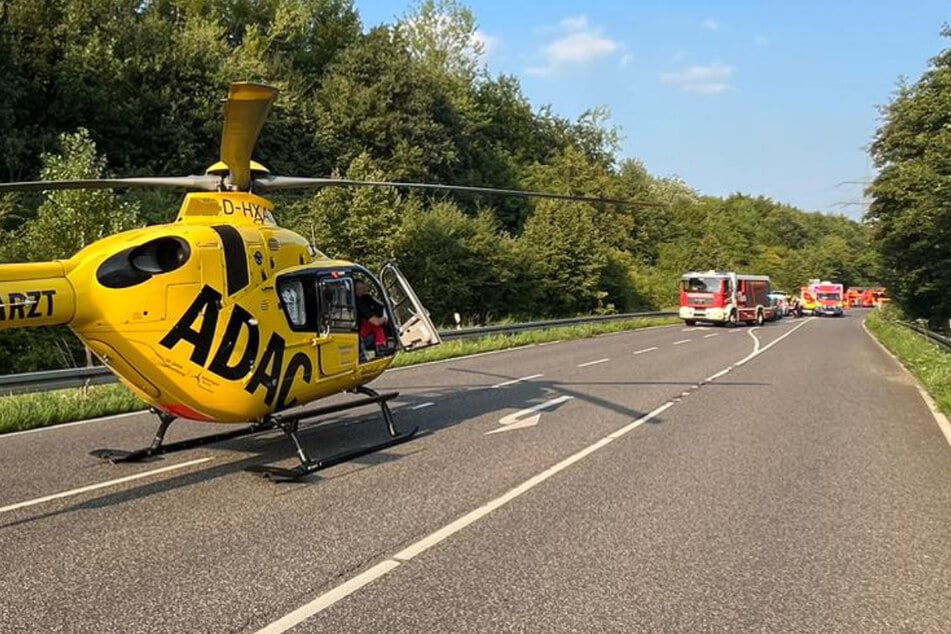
(0, 261, 76, 330)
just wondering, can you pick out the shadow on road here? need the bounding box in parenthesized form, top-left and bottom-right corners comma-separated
(1, 361, 770, 527)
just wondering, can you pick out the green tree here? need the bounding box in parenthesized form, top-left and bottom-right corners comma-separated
(518, 200, 609, 316)
(394, 202, 529, 323)
(868, 28, 951, 323)
(399, 0, 484, 80)
(22, 129, 139, 262)
(292, 153, 407, 272)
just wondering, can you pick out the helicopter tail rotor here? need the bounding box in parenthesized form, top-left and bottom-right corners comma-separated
(0, 262, 75, 330)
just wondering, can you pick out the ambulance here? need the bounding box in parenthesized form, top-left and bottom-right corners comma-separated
(801, 280, 844, 317)
(679, 270, 776, 327)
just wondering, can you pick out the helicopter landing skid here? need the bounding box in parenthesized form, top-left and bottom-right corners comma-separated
(247, 386, 418, 482)
(91, 412, 276, 463)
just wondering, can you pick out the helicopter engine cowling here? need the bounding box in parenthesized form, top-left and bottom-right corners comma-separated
(0, 262, 76, 330)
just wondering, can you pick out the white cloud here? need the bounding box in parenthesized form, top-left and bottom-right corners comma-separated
(753, 34, 769, 47)
(620, 53, 633, 68)
(560, 15, 589, 31)
(546, 31, 621, 63)
(702, 18, 719, 31)
(684, 82, 730, 94)
(524, 15, 623, 77)
(660, 63, 734, 94)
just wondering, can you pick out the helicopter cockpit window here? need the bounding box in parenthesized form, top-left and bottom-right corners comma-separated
(278, 279, 307, 329)
(317, 277, 357, 333)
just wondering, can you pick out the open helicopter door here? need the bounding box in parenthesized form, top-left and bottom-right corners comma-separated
(379, 262, 441, 351)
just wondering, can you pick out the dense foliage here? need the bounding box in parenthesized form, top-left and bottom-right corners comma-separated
(869, 27, 951, 327)
(0, 0, 873, 372)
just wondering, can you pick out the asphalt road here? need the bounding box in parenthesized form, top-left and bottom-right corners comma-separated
(1, 313, 950, 633)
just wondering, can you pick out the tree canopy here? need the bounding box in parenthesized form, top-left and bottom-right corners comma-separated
(0, 0, 874, 372)
(868, 26, 951, 325)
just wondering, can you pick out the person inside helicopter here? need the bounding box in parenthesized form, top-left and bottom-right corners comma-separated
(355, 279, 390, 359)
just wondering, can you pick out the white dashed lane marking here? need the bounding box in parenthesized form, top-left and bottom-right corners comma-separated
(492, 374, 544, 389)
(577, 358, 610, 368)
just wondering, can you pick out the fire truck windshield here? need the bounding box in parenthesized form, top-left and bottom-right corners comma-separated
(682, 277, 724, 293)
(817, 292, 841, 300)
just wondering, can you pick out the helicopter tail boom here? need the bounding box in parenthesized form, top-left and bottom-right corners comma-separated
(0, 262, 75, 330)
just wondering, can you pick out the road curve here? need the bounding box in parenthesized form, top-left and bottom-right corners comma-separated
(1, 313, 949, 633)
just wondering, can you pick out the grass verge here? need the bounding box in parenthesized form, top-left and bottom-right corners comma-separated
(866, 308, 951, 416)
(0, 383, 145, 435)
(0, 315, 678, 434)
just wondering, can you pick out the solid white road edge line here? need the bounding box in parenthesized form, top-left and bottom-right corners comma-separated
(577, 358, 610, 368)
(254, 560, 402, 634)
(253, 401, 675, 634)
(0, 457, 214, 515)
(253, 316, 817, 633)
(0, 410, 147, 439)
(862, 320, 951, 450)
(491, 374, 543, 389)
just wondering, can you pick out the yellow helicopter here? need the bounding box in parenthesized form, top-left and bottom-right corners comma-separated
(0, 83, 646, 479)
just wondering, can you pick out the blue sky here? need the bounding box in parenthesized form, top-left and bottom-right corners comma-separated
(353, 1, 949, 217)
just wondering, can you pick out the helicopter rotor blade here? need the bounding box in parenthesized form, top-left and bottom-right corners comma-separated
(0, 175, 221, 193)
(255, 176, 661, 207)
(220, 83, 278, 192)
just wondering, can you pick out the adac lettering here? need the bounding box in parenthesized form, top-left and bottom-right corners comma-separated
(160, 285, 312, 409)
(220, 199, 275, 225)
(0, 290, 56, 322)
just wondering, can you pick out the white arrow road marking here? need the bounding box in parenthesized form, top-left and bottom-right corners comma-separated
(485, 395, 574, 435)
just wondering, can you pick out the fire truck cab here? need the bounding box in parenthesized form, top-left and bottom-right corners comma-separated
(679, 270, 775, 327)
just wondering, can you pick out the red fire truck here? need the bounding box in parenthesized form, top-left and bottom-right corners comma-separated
(679, 270, 776, 327)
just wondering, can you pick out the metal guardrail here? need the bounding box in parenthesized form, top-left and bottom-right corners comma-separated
(440, 311, 675, 340)
(0, 366, 118, 396)
(0, 311, 676, 395)
(899, 321, 951, 353)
